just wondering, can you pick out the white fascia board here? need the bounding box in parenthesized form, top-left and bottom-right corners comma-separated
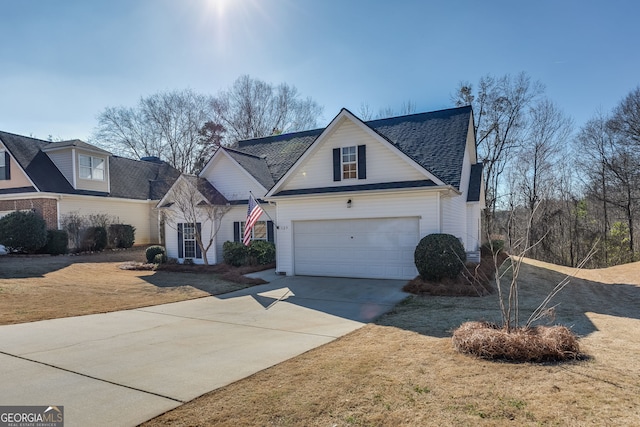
(265, 184, 454, 202)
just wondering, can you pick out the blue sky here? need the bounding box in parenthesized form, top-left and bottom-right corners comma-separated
(1, 0, 638, 142)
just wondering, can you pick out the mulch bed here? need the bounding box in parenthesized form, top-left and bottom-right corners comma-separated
(403, 252, 508, 297)
(120, 262, 276, 286)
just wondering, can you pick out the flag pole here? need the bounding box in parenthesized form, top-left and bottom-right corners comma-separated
(249, 191, 277, 226)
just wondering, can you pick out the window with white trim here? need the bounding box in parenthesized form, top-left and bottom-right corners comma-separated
(182, 223, 197, 258)
(79, 154, 105, 180)
(241, 220, 267, 241)
(341, 146, 357, 179)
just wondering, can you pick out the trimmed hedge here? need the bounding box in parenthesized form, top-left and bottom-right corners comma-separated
(414, 233, 466, 281)
(146, 245, 166, 263)
(223, 240, 276, 267)
(43, 230, 69, 255)
(108, 224, 136, 248)
(0, 210, 47, 253)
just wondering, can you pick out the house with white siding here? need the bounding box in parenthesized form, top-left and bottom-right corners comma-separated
(0, 131, 180, 246)
(160, 106, 484, 280)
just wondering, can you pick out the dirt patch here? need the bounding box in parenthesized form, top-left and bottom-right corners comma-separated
(0, 248, 256, 325)
(143, 258, 640, 427)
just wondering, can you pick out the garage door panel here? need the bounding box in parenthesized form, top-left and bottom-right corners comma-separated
(293, 218, 419, 280)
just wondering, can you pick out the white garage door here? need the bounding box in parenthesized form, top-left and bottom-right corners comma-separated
(293, 217, 419, 280)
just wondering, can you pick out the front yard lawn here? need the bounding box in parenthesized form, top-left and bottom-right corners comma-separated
(0, 248, 252, 325)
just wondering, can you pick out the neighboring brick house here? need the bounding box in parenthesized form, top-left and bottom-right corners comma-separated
(0, 131, 180, 245)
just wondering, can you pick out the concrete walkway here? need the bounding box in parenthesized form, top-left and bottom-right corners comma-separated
(0, 274, 407, 427)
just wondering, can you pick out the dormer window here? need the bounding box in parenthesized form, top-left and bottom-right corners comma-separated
(79, 155, 105, 180)
(342, 146, 357, 179)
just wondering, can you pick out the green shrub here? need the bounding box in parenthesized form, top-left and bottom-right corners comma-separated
(223, 241, 247, 267)
(43, 230, 69, 255)
(0, 211, 47, 253)
(81, 226, 107, 252)
(248, 240, 276, 265)
(146, 245, 166, 263)
(223, 240, 276, 266)
(414, 233, 466, 281)
(153, 253, 166, 264)
(108, 224, 135, 248)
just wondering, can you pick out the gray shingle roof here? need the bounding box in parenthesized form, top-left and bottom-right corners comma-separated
(230, 106, 474, 191)
(224, 147, 275, 190)
(182, 175, 229, 205)
(0, 131, 180, 200)
(367, 106, 472, 189)
(233, 128, 323, 183)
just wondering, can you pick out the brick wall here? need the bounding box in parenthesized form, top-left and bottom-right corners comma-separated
(0, 198, 58, 229)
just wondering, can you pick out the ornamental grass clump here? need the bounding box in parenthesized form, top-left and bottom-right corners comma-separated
(452, 321, 581, 362)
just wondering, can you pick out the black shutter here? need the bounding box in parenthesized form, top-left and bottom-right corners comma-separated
(177, 223, 184, 258)
(333, 148, 341, 181)
(267, 221, 274, 243)
(233, 222, 240, 243)
(195, 223, 202, 259)
(357, 145, 366, 180)
(2, 152, 10, 180)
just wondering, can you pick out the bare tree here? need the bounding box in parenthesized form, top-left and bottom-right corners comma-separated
(609, 86, 640, 146)
(161, 175, 231, 265)
(212, 75, 323, 144)
(453, 72, 544, 234)
(93, 89, 219, 174)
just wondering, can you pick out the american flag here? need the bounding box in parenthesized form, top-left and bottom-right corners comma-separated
(243, 194, 264, 246)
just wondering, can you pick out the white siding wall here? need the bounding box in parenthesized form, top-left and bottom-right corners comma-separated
(202, 153, 266, 201)
(46, 150, 74, 186)
(59, 196, 157, 245)
(275, 190, 441, 275)
(466, 203, 482, 251)
(283, 118, 425, 191)
(164, 204, 276, 265)
(441, 193, 467, 247)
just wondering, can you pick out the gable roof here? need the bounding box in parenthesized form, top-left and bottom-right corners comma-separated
(186, 175, 229, 205)
(0, 131, 180, 200)
(227, 106, 473, 191)
(223, 147, 275, 190)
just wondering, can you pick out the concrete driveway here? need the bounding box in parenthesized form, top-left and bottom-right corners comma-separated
(0, 273, 407, 427)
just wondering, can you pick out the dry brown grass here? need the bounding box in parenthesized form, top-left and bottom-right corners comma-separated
(452, 321, 581, 362)
(0, 248, 254, 325)
(2, 251, 639, 425)
(143, 258, 640, 427)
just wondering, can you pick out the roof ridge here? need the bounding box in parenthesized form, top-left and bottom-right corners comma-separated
(364, 105, 472, 125)
(223, 146, 265, 159)
(0, 130, 51, 145)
